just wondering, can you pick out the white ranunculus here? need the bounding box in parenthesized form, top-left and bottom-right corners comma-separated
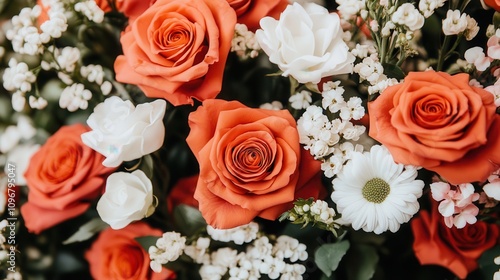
(97, 170, 155, 229)
(81, 96, 167, 167)
(256, 2, 354, 84)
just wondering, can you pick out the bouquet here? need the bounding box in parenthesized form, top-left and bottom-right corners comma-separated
(0, 0, 499, 279)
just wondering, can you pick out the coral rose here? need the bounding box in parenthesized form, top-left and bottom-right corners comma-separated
(114, 0, 237, 106)
(186, 99, 324, 229)
(21, 124, 115, 234)
(85, 222, 175, 280)
(483, 0, 500, 11)
(227, 0, 288, 31)
(368, 71, 500, 184)
(411, 202, 500, 279)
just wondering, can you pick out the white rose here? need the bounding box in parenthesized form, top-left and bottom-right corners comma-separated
(81, 96, 167, 167)
(256, 3, 354, 84)
(97, 170, 154, 229)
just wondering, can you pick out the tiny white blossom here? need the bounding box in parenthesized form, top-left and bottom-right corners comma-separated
(74, 0, 105, 23)
(321, 155, 344, 178)
(391, 3, 425, 31)
(339, 97, 365, 121)
(418, 0, 446, 18)
(322, 86, 346, 113)
(28, 96, 48, 110)
(149, 231, 186, 270)
(3, 59, 36, 93)
(207, 222, 259, 245)
(381, 21, 396, 37)
(442, 10, 468, 35)
(289, 90, 312, 110)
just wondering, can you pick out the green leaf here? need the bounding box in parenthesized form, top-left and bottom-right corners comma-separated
(62, 218, 109, 245)
(173, 204, 207, 236)
(345, 243, 379, 280)
(382, 63, 405, 80)
(135, 236, 160, 252)
(478, 245, 500, 279)
(314, 240, 350, 277)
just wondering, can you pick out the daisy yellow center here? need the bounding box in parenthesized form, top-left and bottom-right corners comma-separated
(362, 178, 390, 204)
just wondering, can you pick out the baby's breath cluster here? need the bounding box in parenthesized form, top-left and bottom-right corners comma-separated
(207, 221, 260, 245)
(2, 0, 114, 113)
(231, 23, 261, 61)
(297, 81, 365, 178)
(280, 198, 342, 236)
(149, 231, 187, 273)
(151, 223, 309, 280)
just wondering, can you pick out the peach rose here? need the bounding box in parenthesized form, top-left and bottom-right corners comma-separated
(411, 202, 500, 279)
(85, 222, 175, 280)
(21, 124, 115, 234)
(368, 71, 500, 184)
(186, 99, 324, 229)
(114, 0, 237, 106)
(227, 0, 288, 31)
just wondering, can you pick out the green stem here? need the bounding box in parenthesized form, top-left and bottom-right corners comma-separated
(437, 35, 452, 71)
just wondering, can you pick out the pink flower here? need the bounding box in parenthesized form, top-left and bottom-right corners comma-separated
(430, 182, 480, 229)
(487, 34, 500, 59)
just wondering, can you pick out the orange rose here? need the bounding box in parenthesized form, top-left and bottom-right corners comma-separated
(186, 99, 324, 229)
(484, 0, 500, 11)
(411, 202, 500, 279)
(368, 71, 500, 184)
(21, 124, 115, 234)
(114, 0, 237, 106)
(85, 222, 175, 280)
(227, 0, 288, 31)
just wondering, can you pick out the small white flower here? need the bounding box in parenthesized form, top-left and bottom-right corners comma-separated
(331, 145, 424, 234)
(149, 231, 186, 270)
(418, 0, 446, 18)
(97, 170, 155, 229)
(184, 237, 211, 264)
(74, 0, 105, 23)
(289, 90, 312, 110)
(3, 58, 36, 93)
(81, 96, 167, 167)
(339, 97, 365, 121)
(207, 222, 259, 245)
(392, 3, 425, 31)
(322, 85, 346, 113)
(28, 96, 48, 110)
(321, 154, 344, 178)
(442, 10, 468, 36)
(11, 91, 26, 112)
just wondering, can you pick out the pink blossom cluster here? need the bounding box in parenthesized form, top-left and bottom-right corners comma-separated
(430, 181, 480, 229)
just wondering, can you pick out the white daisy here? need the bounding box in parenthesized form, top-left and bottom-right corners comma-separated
(331, 145, 424, 234)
